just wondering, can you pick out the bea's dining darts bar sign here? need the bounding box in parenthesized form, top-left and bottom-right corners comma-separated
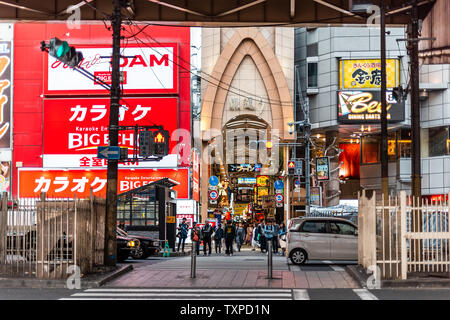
(337, 90, 405, 123)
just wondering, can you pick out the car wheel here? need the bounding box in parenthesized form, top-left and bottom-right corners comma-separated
(131, 244, 148, 260)
(290, 249, 307, 265)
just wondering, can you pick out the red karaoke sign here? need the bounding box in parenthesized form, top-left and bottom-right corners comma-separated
(43, 97, 179, 168)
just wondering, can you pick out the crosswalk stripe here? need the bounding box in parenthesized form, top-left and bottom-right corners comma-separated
(292, 289, 310, 300)
(71, 293, 292, 297)
(353, 289, 379, 300)
(85, 288, 292, 293)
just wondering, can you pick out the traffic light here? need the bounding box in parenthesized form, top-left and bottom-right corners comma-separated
(139, 130, 153, 158)
(288, 160, 295, 175)
(47, 37, 83, 68)
(152, 130, 170, 157)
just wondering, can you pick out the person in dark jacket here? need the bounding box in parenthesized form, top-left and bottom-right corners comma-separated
(224, 220, 236, 256)
(202, 222, 213, 256)
(258, 221, 267, 253)
(236, 222, 246, 252)
(190, 222, 202, 255)
(214, 223, 224, 253)
(177, 217, 189, 253)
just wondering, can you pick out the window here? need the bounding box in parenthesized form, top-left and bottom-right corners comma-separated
(429, 126, 450, 157)
(330, 222, 356, 235)
(307, 62, 318, 88)
(397, 129, 411, 158)
(307, 43, 318, 57)
(361, 135, 380, 164)
(301, 221, 327, 233)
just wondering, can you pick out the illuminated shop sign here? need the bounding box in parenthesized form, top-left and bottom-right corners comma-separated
(228, 163, 262, 172)
(339, 59, 399, 89)
(337, 91, 405, 123)
(237, 177, 257, 184)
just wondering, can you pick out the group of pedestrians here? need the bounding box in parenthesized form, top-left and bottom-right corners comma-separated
(176, 217, 287, 256)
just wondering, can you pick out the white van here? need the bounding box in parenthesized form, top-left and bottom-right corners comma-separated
(287, 217, 358, 265)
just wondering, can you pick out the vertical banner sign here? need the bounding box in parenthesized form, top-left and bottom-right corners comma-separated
(0, 41, 11, 148)
(192, 150, 200, 202)
(316, 157, 330, 181)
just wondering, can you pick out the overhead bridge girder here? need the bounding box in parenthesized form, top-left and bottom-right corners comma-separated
(0, 0, 435, 26)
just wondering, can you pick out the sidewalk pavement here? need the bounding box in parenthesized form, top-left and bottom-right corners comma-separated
(347, 264, 450, 288)
(108, 250, 360, 289)
(0, 264, 133, 289)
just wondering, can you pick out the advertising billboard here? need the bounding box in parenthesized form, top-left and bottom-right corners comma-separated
(45, 44, 178, 95)
(192, 150, 200, 202)
(339, 59, 399, 89)
(0, 41, 11, 149)
(337, 90, 405, 123)
(316, 157, 330, 181)
(43, 97, 179, 168)
(18, 168, 189, 199)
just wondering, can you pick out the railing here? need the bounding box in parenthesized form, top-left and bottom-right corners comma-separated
(358, 190, 450, 280)
(0, 192, 106, 279)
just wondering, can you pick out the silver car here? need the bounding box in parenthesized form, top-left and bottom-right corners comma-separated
(287, 217, 358, 265)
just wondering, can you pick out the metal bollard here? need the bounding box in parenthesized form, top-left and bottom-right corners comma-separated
(190, 241, 196, 278)
(267, 239, 273, 279)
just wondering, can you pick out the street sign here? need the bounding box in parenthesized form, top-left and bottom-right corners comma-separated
(208, 189, 219, 201)
(294, 179, 300, 188)
(274, 180, 284, 190)
(209, 175, 219, 187)
(166, 216, 176, 223)
(276, 203, 283, 207)
(97, 146, 120, 160)
(275, 193, 284, 203)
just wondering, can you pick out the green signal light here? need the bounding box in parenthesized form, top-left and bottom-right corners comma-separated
(56, 41, 69, 58)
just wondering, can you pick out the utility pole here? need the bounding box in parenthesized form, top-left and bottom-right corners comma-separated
(380, 0, 389, 200)
(409, 0, 421, 200)
(104, 0, 123, 266)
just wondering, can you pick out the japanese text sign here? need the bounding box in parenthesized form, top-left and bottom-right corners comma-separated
(340, 59, 399, 89)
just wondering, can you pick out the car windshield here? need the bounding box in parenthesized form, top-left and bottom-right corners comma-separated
(116, 227, 127, 237)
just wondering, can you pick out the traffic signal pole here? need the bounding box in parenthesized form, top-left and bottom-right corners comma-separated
(104, 0, 122, 266)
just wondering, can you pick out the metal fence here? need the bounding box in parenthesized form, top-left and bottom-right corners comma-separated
(0, 192, 106, 279)
(358, 190, 450, 280)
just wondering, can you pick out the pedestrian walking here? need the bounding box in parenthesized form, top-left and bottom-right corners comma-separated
(214, 223, 224, 253)
(190, 222, 202, 255)
(251, 223, 259, 251)
(177, 217, 189, 253)
(201, 222, 213, 256)
(263, 220, 277, 254)
(224, 220, 236, 256)
(278, 222, 287, 256)
(258, 220, 267, 253)
(245, 224, 253, 245)
(236, 223, 245, 252)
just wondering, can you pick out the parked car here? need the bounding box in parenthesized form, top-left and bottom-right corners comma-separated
(287, 217, 358, 265)
(116, 227, 161, 259)
(116, 235, 138, 262)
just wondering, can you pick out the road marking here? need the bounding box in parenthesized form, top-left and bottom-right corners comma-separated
(330, 265, 345, 272)
(61, 288, 293, 300)
(353, 289, 379, 300)
(292, 289, 310, 300)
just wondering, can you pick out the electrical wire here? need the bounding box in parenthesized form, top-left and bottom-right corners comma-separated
(124, 21, 295, 108)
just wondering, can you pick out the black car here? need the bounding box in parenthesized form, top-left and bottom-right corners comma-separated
(116, 235, 138, 262)
(117, 227, 161, 259)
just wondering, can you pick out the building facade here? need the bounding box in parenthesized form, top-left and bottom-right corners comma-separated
(295, 26, 449, 202)
(199, 27, 295, 223)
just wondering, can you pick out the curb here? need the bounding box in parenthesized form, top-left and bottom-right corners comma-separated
(346, 265, 369, 288)
(0, 264, 133, 289)
(346, 265, 450, 289)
